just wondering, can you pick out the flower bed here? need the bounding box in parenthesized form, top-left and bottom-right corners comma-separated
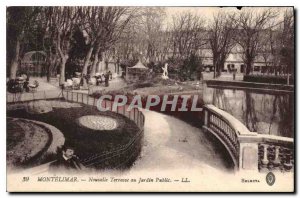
(7, 118, 52, 168)
(7, 100, 142, 170)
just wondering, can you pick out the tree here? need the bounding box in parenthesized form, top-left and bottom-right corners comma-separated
(279, 9, 294, 78)
(75, 7, 135, 88)
(66, 27, 89, 78)
(234, 9, 278, 75)
(7, 7, 41, 79)
(114, 7, 166, 64)
(256, 8, 294, 79)
(208, 12, 237, 78)
(140, 7, 166, 62)
(44, 7, 79, 85)
(166, 12, 206, 80)
(260, 28, 275, 75)
(170, 12, 206, 59)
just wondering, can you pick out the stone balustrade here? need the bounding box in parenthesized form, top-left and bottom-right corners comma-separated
(203, 104, 294, 172)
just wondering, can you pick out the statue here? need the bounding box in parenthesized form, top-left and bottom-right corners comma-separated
(161, 63, 169, 79)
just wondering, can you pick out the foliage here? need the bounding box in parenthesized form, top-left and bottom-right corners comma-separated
(234, 9, 278, 75)
(208, 12, 237, 77)
(65, 27, 89, 78)
(6, 7, 42, 78)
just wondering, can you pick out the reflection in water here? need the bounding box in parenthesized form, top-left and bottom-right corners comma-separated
(203, 85, 294, 138)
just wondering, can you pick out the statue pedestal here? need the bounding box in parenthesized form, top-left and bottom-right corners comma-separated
(161, 75, 169, 80)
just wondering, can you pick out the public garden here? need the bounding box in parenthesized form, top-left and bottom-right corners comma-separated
(6, 7, 294, 175)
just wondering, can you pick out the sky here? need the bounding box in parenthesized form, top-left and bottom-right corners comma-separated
(164, 6, 293, 26)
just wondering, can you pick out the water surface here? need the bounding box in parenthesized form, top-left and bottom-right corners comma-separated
(203, 85, 294, 138)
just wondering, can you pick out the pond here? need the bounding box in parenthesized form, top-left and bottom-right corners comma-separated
(203, 84, 294, 138)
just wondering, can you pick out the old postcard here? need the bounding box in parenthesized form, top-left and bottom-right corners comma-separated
(6, 6, 294, 192)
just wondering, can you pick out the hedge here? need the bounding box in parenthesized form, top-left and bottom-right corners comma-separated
(244, 75, 294, 85)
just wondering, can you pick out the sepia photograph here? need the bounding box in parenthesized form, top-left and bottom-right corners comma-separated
(5, 5, 295, 192)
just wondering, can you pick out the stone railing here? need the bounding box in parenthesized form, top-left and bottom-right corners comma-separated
(257, 135, 293, 172)
(203, 104, 294, 172)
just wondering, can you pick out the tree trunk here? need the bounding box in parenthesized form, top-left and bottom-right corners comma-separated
(9, 37, 21, 79)
(82, 46, 94, 89)
(46, 52, 56, 82)
(216, 63, 221, 77)
(217, 61, 223, 77)
(90, 57, 98, 77)
(245, 57, 253, 75)
(213, 58, 217, 78)
(47, 65, 51, 82)
(82, 46, 94, 75)
(96, 52, 104, 73)
(246, 63, 251, 75)
(59, 58, 67, 85)
(90, 46, 101, 77)
(117, 62, 120, 74)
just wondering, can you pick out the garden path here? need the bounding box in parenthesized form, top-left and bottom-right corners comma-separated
(130, 110, 233, 173)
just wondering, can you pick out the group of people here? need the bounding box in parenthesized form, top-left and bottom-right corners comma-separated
(63, 70, 114, 90)
(94, 71, 112, 87)
(7, 74, 39, 93)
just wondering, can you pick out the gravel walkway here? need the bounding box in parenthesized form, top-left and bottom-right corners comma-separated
(130, 110, 233, 173)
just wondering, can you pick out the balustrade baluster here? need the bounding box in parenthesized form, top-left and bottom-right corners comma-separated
(283, 149, 293, 171)
(261, 144, 269, 166)
(273, 146, 281, 168)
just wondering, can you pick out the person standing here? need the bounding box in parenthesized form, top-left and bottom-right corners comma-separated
(233, 68, 237, 80)
(104, 72, 110, 87)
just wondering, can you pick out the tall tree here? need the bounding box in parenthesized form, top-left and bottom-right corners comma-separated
(78, 7, 134, 85)
(7, 7, 41, 79)
(279, 9, 294, 78)
(140, 7, 166, 62)
(208, 12, 237, 78)
(170, 12, 206, 59)
(52, 7, 78, 84)
(234, 9, 278, 75)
